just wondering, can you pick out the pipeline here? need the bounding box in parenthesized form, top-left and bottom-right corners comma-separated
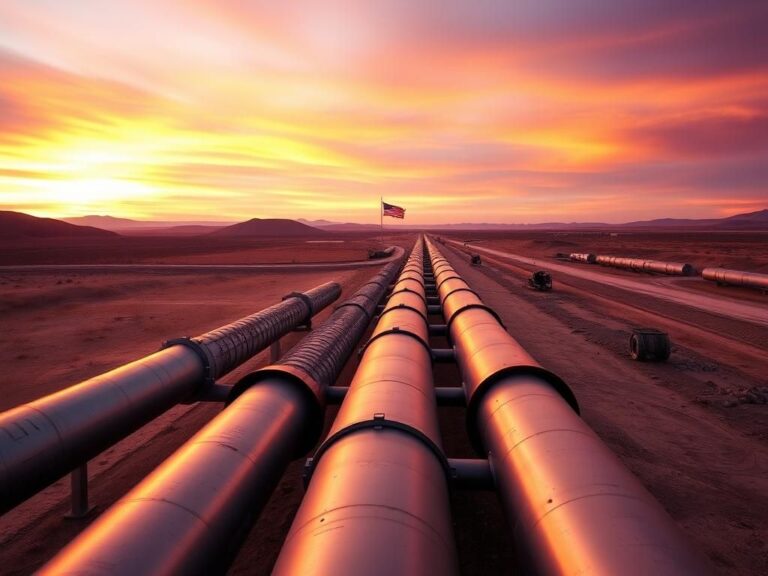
(425, 237, 712, 575)
(40, 260, 402, 575)
(569, 252, 597, 264)
(0, 282, 340, 515)
(595, 254, 695, 276)
(702, 267, 768, 291)
(272, 237, 459, 576)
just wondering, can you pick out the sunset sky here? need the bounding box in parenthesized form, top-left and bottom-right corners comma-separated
(1, 1, 766, 224)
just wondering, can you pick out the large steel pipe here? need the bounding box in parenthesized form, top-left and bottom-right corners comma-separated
(40, 261, 402, 576)
(569, 252, 597, 264)
(595, 254, 695, 276)
(0, 282, 340, 514)
(702, 266, 768, 291)
(272, 238, 459, 576)
(425, 238, 711, 576)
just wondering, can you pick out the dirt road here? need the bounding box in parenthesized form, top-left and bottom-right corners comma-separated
(448, 239, 768, 327)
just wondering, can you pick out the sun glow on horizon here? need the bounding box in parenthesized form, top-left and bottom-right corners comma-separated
(0, 1, 766, 224)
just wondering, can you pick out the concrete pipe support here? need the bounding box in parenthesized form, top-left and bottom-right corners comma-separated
(424, 237, 711, 576)
(39, 260, 402, 575)
(272, 237, 459, 576)
(0, 281, 341, 514)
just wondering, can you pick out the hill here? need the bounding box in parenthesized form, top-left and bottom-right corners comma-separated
(63, 215, 234, 231)
(0, 211, 117, 238)
(209, 218, 326, 237)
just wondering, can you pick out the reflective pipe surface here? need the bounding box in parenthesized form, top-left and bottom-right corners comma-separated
(0, 282, 340, 514)
(425, 237, 712, 576)
(702, 267, 768, 290)
(569, 252, 597, 264)
(272, 237, 459, 576)
(40, 261, 401, 576)
(595, 255, 695, 276)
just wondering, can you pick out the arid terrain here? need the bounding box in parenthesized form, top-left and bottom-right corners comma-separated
(0, 231, 766, 574)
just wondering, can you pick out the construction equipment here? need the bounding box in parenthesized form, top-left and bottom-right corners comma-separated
(528, 270, 552, 291)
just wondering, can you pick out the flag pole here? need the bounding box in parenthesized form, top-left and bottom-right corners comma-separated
(380, 196, 383, 246)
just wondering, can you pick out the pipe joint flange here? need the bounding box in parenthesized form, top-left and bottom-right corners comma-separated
(303, 415, 451, 486)
(162, 337, 215, 387)
(282, 291, 314, 326)
(465, 365, 579, 454)
(358, 326, 432, 359)
(388, 285, 428, 305)
(227, 365, 325, 457)
(435, 274, 464, 291)
(377, 303, 429, 325)
(441, 285, 479, 302)
(445, 303, 506, 333)
(334, 300, 372, 321)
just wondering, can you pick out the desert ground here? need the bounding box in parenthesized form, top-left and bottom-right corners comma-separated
(0, 231, 766, 574)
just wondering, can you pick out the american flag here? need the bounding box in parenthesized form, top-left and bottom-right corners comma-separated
(382, 201, 405, 219)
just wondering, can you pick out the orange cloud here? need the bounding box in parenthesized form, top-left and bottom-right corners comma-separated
(0, 1, 766, 223)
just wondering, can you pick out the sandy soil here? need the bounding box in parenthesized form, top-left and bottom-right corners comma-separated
(0, 233, 411, 265)
(447, 229, 768, 274)
(1, 231, 766, 574)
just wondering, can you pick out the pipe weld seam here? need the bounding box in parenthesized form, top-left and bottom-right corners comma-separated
(388, 286, 428, 305)
(303, 418, 450, 486)
(445, 303, 506, 333)
(333, 301, 372, 321)
(359, 327, 432, 360)
(161, 338, 213, 386)
(376, 303, 429, 325)
(435, 274, 465, 291)
(282, 291, 314, 326)
(441, 285, 480, 302)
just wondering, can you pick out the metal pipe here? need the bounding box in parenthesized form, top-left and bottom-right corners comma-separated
(425, 237, 712, 576)
(0, 282, 341, 514)
(702, 267, 768, 290)
(595, 255, 695, 276)
(569, 252, 597, 264)
(272, 237, 459, 576)
(40, 261, 402, 576)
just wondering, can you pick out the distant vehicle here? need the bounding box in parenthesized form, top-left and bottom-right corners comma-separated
(470, 254, 482, 266)
(368, 247, 395, 259)
(528, 270, 552, 291)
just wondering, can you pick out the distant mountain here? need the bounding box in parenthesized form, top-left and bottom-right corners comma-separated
(120, 225, 226, 236)
(0, 211, 117, 238)
(297, 218, 338, 227)
(209, 218, 326, 237)
(63, 215, 235, 230)
(621, 209, 768, 230)
(57, 208, 768, 233)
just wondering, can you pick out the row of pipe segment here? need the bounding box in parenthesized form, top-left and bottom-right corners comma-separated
(272, 236, 458, 575)
(4, 235, 714, 574)
(569, 253, 695, 276)
(426, 236, 711, 575)
(40, 259, 402, 574)
(0, 281, 341, 514)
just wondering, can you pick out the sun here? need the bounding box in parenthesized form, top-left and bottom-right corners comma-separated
(41, 178, 156, 216)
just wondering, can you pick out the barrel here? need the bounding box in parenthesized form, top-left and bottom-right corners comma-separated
(630, 328, 671, 361)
